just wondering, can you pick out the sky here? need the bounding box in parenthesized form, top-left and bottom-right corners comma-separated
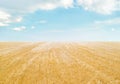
(0, 0, 120, 41)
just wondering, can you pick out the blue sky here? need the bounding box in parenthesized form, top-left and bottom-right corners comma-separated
(0, 0, 120, 41)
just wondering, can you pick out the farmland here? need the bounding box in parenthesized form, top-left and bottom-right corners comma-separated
(0, 42, 120, 84)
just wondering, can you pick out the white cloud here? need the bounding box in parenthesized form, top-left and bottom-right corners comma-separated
(0, 23, 9, 26)
(31, 26, 35, 29)
(111, 28, 116, 31)
(39, 20, 47, 24)
(0, 11, 11, 26)
(0, 0, 119, 16)
(43, 30, 64, 33)
(0, 0, 74, 13)
(15, 16, 23, 22)
(77, 0, 120, 14)
(0, 0, 120, 27)
(48, 30, 64, 33)
(0, 11, 11, 20)
(93, 18, 120, 32)
(0, 10, 23, 27)
(95, 18, 120, 25)
(0, 10, 23, 26)
(12, 26, 26, 31)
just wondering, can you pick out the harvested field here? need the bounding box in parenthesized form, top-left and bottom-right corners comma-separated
(0, 42, 120, 84)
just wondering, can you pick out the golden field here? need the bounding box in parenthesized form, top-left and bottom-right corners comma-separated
(0, 42, 120, 84)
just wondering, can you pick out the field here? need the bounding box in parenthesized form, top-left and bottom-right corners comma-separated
(0, 42, 120, 84)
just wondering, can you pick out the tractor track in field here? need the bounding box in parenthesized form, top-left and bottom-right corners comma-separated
(0, 42, 120, 84)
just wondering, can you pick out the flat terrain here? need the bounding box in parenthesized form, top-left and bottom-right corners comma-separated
(0, 42, 120, 84)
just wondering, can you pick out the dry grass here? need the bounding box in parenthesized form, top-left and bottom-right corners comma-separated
(0, 42, 120, 84)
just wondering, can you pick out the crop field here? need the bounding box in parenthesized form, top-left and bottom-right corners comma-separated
(0, 42, 120, 84)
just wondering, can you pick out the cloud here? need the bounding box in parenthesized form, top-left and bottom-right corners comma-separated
(12, 26, 26, 31)
(111, 28, 116, 31)
(39, 20, 47, 24)
(0, 0, 74, 13)
(93, 18, 120, 32)
(77, 0, 120, 14)
(14, 16, 23, 22)
(42, 30, 65, 33)
(0, 11, 11, 20)
(0, 0, 120, 15)
(31, 26, 35, 29)
(0, 0, 120, 27)
(48, 30, 64, 33)
(0, 23, 9, 26)
(0, 10, 23, 27)
(95, 18, 120, 25)
(0, 11, 11, 26)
